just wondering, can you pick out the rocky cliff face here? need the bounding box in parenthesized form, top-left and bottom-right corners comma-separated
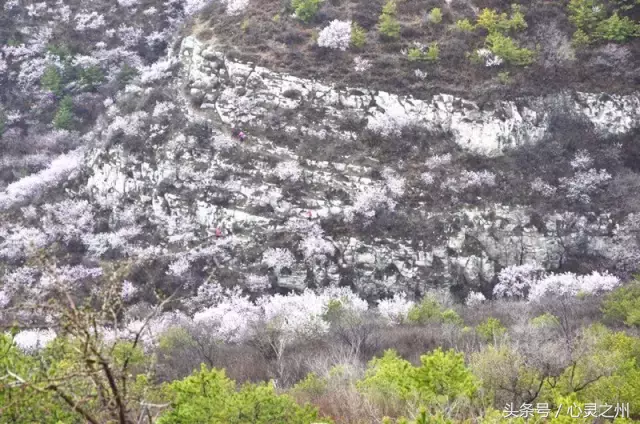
(78, 35, 640, 299)
(180, 36, 640, 157)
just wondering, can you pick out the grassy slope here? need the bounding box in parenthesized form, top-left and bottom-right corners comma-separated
(194, 0, 639, 103)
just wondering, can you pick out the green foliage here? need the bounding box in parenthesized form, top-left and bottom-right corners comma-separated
(378, 0, 401, 39)
(413, 348, 477, 402)
(117, 63, 139, 86)
(0, 110, 5, 137)
(78, 66, 105, 92)
(408, 47, 425, 62)
(549, 325, 640, 403)
(568, 0, 639, 43)
(41, 65, 63, 95)
(595, 13, 639, 41)
(291, 0, 321, 23)
(158, 327, 197, 352)
(359, 349, 416, 402)
(272, 13, 281, 23)
(47, 44, 73, 60)
(456, 4, 532, 66)
(425, 42, 439, 61)
(403, 408, 454, 424)
(455, 19, 475, 32)
(351, 22, 367, 48)
(53, 95, 75, 130)
(0, 334, 80, 423)
(428, 8, 443, 24)
(407, 296, 443, 324)
(568, 0, 607, 34)
(359, 348, 476, 410)
(323, 298, 346, 323)
(158, 365, 325, 424)
(471, 345, 543, 409)
(571, 28, 592, 47)
(240, 18, 250, 32)
(497, 71, 510, 84)
(290, 372, 328, 400)
(406, 298, 461, 324)
(476, 317, 507, 341)
(530, 312, 560, 328)
(485, 32, 535, 65)
(441, 308, 462, 325)
(476, 5, 527, 34)
(602, 281, 640, 327)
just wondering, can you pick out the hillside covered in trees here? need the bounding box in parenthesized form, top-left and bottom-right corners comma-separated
(1, 0, 640, 422)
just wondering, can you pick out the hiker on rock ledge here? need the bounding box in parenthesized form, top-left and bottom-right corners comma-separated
(231, 127, 247, 142)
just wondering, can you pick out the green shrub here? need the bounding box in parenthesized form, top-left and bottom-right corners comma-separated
(507, 4, 527, 32)
(572, 28, 592, 46)
(455, 19, 475, 32)
(359, 348, 476, 408)
(441, 308, 463, 325)
(378, 0, 401, 39)
(476, 317, 507, 342)
(291, 0, 322, 23)
(41, 65, 63, 95)
(530, 312, 560, 328)
(78, 66, 105, 91)
(568, 0, 607, 34)
(595, 13, 639, 41)
(476, 5, 527, 34)
(602, 281, 640, 327)
(428, 8, 443, 24)
(407, 296, 443, 324)
(290, 372, 328, 400)
(240, 18, 250, 32)
(497, 71, 511, 84)
(0, 333, 79, 423)
(485, 32, 534, 65)
(407, 47, 424, 61)
(476, 9, 501, 33)
(0, 111, 5, 137)
(47, 44, 72, 60)
(413, 348, 477, 402)
(425, 42, 439, 61)
(53, 95, 75, 130)
(117, 63, 139, 86)
(351, 22, 367, 47)
(158, 327, 197, 352)
(358, 349, 415, 402)
(158, 365, 325, 424)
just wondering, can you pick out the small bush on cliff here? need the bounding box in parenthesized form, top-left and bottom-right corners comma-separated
(53, 96, 75, 130)
(595, 13, 639, 42)
(41, 66, 63, 95)
(378, 0, 401, 40)
(291, 0, 322, 23)
(351, 22, 367, 48)
(427, 8, 443, 24)
(485, 32, 534, 65)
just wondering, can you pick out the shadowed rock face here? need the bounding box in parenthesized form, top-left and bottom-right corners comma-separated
(76, 35, 640, 300)
(180, 36, 640, 157)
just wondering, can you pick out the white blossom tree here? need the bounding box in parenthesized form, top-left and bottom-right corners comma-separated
(317, 20, 352, 51)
